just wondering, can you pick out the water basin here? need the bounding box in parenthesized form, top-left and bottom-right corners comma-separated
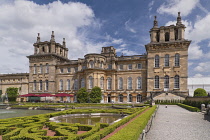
(50, 113, 125, 125)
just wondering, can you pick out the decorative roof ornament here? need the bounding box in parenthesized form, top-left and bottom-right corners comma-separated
(50, 31, 55, 42)
(63, 38, 66, 47)
(37, 33, 40, 43)
(176, 12, 182, 25)
(153, 16, 158, 28)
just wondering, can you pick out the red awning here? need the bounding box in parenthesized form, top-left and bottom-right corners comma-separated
(54, 93, 73, 97)
(37, 93, 55, 97)
(19, 93, 39, 97)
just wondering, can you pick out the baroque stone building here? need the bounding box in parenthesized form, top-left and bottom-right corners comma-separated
(0, 12, 191, 103)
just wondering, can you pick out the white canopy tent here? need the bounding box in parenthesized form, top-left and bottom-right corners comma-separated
(188, 77, 210, 97)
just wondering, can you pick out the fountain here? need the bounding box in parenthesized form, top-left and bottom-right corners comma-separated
(0, 93, 9, 109)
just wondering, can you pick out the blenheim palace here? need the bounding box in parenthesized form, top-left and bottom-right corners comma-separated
(0, 12, 191, 103)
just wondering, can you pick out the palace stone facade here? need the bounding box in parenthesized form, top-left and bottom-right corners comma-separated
(0, 12, 191, 103)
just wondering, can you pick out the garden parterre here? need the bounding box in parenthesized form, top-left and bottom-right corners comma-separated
(0, 105, 154, 140)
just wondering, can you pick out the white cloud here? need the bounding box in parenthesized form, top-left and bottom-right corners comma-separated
(193, 73, 204, 78)
(112, 39, 123, 44)
(0, 0, 107, 73)
(157, 0, 199, 17)
(188, 14, 210, 43)
(188, 43, 203, 60)
(194, 62, 210, 72)
(148, 1, 154, 12)
(125, 20, 136, 33)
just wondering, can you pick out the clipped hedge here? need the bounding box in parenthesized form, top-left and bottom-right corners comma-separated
(107, 106, 156, 140)
(84, 106, 149, 140)
(0, 106, 147, 139)
(177, 103, 200, 112)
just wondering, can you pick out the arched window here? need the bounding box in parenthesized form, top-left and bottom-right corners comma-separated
(119, 94, 123, 102)
(174, 75, 180, 89)
(107, 77, 112, 90)
(127, 77, 132, 90)
(46, 63, 49, 73)
(136, 94, 142, 102)
(164, 54, 169, 67)
(39, 80, 42, 90)
(129, 94, 132, 102)
(100, 77, 104, 89)
(81, 78, 85, 88)
(154, 55, 159, 67)
(34, 64, 37, 74)
(164, 75, 169, 89)
(89, 76, 93, 89)
(118, 77, 123, 90)
(59, 79, 63, 90)
(89, 60, 94, 68)
(175, 53, 180, 66)
(74, 79, 78, 90)
(154, 76, 159, 89)
(165, 32, 169, 41)
(67, 79, 70, 90)
(45, 80, 48, 91)
(40, 64, 43, 73)
(33, 80, 36, 90)
(137, 77, 142, 89)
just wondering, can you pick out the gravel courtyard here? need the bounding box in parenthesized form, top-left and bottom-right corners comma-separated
(146, 105, 210, 140)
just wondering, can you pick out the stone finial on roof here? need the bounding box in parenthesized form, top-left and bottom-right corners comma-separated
(50, 31, 55, 42)
(176, 12, 182, 25)
(153, 16, 158, 28)
(63, 38, 66, 47)
(37, 33, 40, 43)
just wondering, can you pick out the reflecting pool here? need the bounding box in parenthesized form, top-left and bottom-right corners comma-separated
(0, 109, 55, 119)
(50, 113, 123, 125)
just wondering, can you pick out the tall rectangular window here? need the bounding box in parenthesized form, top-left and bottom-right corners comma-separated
(67, 79, 70, 90)
(128, 64, 132, 70)
(108, 64, 112, 69)
(174, 75, 180, 89)
(40, 64, 43, 73)
(175, 53, 180, 66)
(154, 55, 159, 68)
(154, 76, 159, 89)
(46, 63, 49, 73)
(39, 80, 42, 90)
(119, 64, 123, 70)
(34, 64, 37, 74)
(45, 80, 48, 91)
(137, 64, 142, 69)
(164, 54, 169, 67)
(67, 68, 71, 73)
(33, 80, 36, 90)
(60, 68, 63, 73)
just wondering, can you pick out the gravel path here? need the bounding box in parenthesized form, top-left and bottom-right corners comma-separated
(146, 105, 210, 140)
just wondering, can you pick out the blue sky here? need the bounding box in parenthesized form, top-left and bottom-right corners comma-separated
(0, 0, 210, 78)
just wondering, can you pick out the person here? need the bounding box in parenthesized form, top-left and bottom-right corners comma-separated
(165, 105, 167, 108)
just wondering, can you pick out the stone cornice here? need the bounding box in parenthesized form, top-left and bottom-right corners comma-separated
(145, 40, 191, 52)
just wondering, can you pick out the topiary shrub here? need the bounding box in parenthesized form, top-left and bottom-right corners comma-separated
(194, 88, 207, 97)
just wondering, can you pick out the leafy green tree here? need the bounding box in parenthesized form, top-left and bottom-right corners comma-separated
(194, 88, 207, 97)
(89, 86, 102, 103)
(6, 87, 19, 102)
(77, 87, 89, 103)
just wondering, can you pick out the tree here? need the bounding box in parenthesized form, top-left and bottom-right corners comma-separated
(89, 86, 102, 103)
(77, 87, 89, 103)
(6, 87, 19, 102)
(194, 88, 207, 97)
